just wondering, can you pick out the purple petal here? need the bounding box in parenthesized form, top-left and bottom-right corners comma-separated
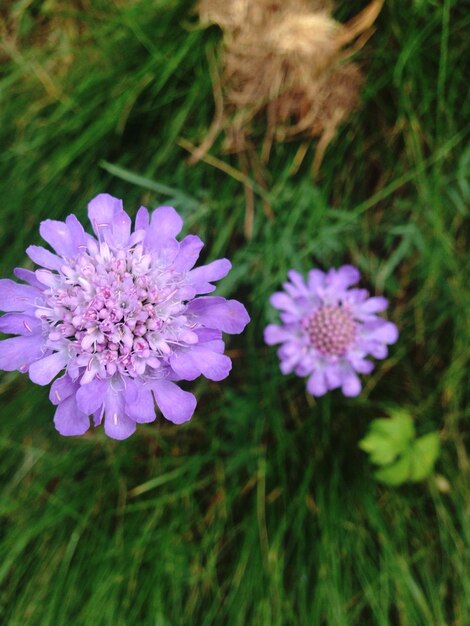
(13, 268, 44, 290)
(135, 206, 150, 231)
(26, 245, 63, 271)
(151, 379, 196, 424)
(326, 265, 361, 290)
(269, 292, 299, 314)
(39, 219, 76, 257)
(307, 370, 327, 396)
(0, 334, 44, 371)
(348, 355, 375, 374)
(28, 352, 67, 385)
(103, 388, 136, 440)
(359, 296, 388, 314)
(35, 269, 60, 288)
(173, 235, 204, 273)
(364, 342, 388, 359)
(341, 370, 362, 397)
(169, 352, 201, 380)
(324, 366, 343, 390)
(307, 269, 326, 291)
(188, 259, 232, 294)
(124, 383, 156, 423)
(187, 297, 250, 334)
(54, 395, 90, 436)
(0, 279, 42, 312)
(346, 288, 369, 305)
(0, 314, 41, 336)
(363, 320, 398, 344)
(287, 270, 309, 295)
(75, 378, 108, 414)
(145, 206, 183, 251)
(189, 345, 232, 381)
(194, 328, 222, 342)
(279, 344, 301, 374)
(264, 324, 291, 345)
(88, 194, 124, 241)
(49, 375, 77, 405)
(112, 210, 132, 247)
(65, 214, 90, 250)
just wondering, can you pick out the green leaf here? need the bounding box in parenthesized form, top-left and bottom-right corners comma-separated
(359, 410, 415, 466)
(374, 453, 413, 486)
(409, 432, 441, 482)
(359, 431, 401, 465)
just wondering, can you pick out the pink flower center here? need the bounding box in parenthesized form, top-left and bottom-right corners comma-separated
(36, 242, 194, 382)
(306, 305, 356, 356)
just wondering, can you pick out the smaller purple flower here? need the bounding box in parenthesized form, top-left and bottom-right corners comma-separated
(264, 265, 398, 397)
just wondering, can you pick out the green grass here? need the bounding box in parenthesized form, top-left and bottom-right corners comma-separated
(0, 0, 469, 624)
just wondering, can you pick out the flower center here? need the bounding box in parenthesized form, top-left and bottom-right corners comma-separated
(306, 305, 356, 356)
(36, 242, 193, 381)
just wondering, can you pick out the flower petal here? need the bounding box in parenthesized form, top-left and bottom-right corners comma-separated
(54, 395, 90, 436)
(29, 352, 67, 385)
(88, 193, 124, 241)
(65, 214, 90, 250)
(151, 379, 196, 424)
(49, 375, 77, 406)
(189, 346, 232, 381)
(269, 292, 299, 314)
(39, 219, 76, 257)
(0, 314, 41, 336)
(103, 387, 136, 440)
(124, 383, 156, 423)
(145, 206, 183, 251)
(173, 235, 204, 273)
(75, 378, 108, 414)
(169, 352, 201, 380)
(135, 206, 150, 231)
(324, 366, 343, 390)
(187, 297, 250, 334)
(307, 269, 326, 291)
(307, 369, 327, 396)
(0, 279, 42, 312)
(264, 324, 291, 345)
(326, 265, 360, 291)
(349, 356, 375, 374)
(287, 270, 309, 296)
(188, 259, 231, 294)
(13, 268, 44, 290)
(359, 296, 388, 314)
(0, 334, 44, 371)
(26, 245, 63, 271)
(363, 320, 398, 344)
(341, 370, 362, 397)
(112, 209, 132, 248)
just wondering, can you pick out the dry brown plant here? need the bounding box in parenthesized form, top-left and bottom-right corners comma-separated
(191, 0, 383, 196)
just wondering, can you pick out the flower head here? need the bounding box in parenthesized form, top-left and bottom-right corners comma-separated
(0, 194, 250, 439)
(264, 265, 398, 397)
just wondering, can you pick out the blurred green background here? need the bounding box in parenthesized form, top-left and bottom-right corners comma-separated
(0, 1, 469, 624)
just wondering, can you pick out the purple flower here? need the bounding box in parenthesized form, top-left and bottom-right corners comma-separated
(264, 265, 398, 397)
(0, 194, 250, 439)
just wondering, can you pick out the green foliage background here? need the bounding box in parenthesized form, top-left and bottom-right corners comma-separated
(0, 1, 469, 624)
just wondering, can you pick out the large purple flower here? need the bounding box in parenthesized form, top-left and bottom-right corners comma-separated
(0, 194, 250, 439)
(264, 265, 398, 397)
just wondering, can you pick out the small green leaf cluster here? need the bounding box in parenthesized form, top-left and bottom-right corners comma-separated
(359, 409, 440, 486)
